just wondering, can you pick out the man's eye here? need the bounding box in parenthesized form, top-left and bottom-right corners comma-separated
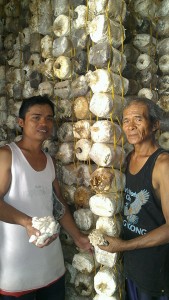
(136, 118, 142, 122)
(47, 117, 54, 121)
(32, 116, 40, 120)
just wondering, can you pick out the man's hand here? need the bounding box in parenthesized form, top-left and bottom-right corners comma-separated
(98, 235, 125, 253)
(74, 232, 93, 253)
(35, 233, 58, 248)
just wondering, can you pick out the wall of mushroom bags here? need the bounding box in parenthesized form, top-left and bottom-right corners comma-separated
(0, 0, 169, 299)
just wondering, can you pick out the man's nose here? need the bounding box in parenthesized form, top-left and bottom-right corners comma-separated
(39, 117, 47, 125)
(128, 120, 136, 129)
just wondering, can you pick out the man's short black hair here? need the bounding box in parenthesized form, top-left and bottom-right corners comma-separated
(19, 96, 55, 119)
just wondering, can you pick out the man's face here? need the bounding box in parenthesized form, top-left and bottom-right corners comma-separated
(122, 103, 155, 145)
(18, 104, 54, 141)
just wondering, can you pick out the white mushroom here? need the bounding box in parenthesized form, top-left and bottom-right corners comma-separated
(88, 229, 107, 247)
(61, 163, 96, 187)
(111, 47, 127, 74)
(74, 186, 94, 208)
(73, 96, 91, 120)
(107, 0, 127, 22)
(60, 184, 76, 205)
(53, 14, 70, 37)
(74, 272, 94, 296)
(86, 69, 112, 93)
(57, 99, 72, 119)
(138, 88, 158, 102)
(65, 262, 78, 285)
(94, 266, 118, 296)
(156, 16, 169, 38)
(14, 28, 30, 49)
(40, 58, 55, 79)
(111, 73, 129, 96)
(42, 140, 59, 157)
(4, 33, 16, 50)
(22, 81, 37, 99)
(52, 36, 72, 58)
(54, 80, 71, 99)
(0, 111, 7, 128)
(133, 0, 157, 18)
(6, 68, 25, 84)
(75, 139, 92, 161)
(8, 50, 23, 68)
(90, 168, 126, 193)
(89, 93, 113, 118)
(70, 75, 89, 98)
(156, 0, 169, 17)
(91, 121, 123, 144)
(61, 164, 78, 186)
(136, 54, 157, 73)
(88, 15, 125, 48)
(89, 193, 123, 217)
(55, 142, 74, 164)
(28, 54, 41, 69)
(89, 143, 125, 168)
(57, 122, 74, 142)
(158, 132, 169, 150)
(157, 37, 169, 57)
(73, 5, 87, 30)
(41, 35, 53, 58)
(29, 216, 60, 246)
(72, 252, 99, 274)
(74, 208, 95, 231)
(53, 0, 69, 17)
(73, 120, 91, 139)
(38, 81, 54, 98)
(76, 164, 97, 187)
(53, 56, 72, 79)
(157, 95, 169, 112)
(96, 215, 122, 237)
(159, 54, 169, 74)
(93, 293, 120, 300)
(133, 34, 157, 55)
(88, 0, 108, 16)
(0, 127, 8, 141)
(94, 245, 118, 268)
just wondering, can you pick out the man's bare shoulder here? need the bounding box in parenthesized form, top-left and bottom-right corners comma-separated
(0, 145, 12, 165)
(155, 151, 169, 174)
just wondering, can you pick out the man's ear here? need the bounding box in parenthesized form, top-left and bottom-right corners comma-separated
(17, 118, 24, 128)
(152, 121, 160, 132)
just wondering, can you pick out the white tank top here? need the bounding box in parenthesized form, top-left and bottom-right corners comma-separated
(0, 142, 65, 292)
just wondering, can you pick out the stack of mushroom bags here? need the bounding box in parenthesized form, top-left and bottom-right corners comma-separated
(54, 1, 128, 299)
(123, 0, 169, 149)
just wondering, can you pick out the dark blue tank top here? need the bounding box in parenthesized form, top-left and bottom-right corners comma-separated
(123, 148, 169, 296)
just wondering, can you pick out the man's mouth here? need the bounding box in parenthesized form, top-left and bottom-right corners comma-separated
(38, 128, 47, 133)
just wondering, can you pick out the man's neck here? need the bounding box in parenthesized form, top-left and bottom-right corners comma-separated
(16, 139, 43, 154)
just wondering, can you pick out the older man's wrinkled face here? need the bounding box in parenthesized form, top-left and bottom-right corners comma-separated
(122, 103, 156, 145)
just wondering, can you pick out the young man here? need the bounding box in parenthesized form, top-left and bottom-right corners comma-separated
(0, 96, 91, 300)
(99, 98, 169, 299)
